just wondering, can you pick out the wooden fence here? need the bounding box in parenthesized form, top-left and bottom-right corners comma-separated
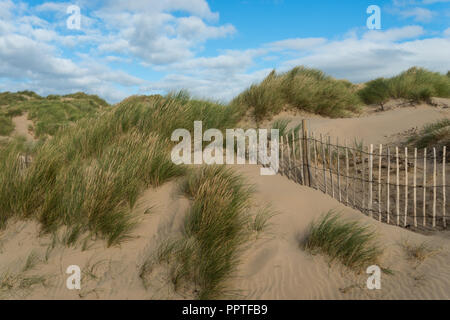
(274, 120, 449, 232)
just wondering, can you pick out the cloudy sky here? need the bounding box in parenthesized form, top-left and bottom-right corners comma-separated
(0, 0, 449, 103)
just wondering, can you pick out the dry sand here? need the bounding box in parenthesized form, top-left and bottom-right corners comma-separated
(0, 102, 449, 300)
(11, 113, 35, 142)
(255, 101, 450, 145)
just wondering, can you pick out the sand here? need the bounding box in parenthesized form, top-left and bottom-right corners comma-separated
(267, 103, 450, 145)
(11, 113, 35, 142)
(0, 102, 449, 300)
(232, 164, 450, 299)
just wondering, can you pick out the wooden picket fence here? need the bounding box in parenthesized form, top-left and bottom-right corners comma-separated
(275, 120, 448, 231)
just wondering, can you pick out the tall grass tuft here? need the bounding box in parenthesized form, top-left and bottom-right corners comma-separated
(406, 119, 450, 160)
(154, 166, 254, 299)
(359, 67, 450, 106)
(304, 211, 383, 272)
(0, 94, 240, 246)
(232, 67, 361, 122)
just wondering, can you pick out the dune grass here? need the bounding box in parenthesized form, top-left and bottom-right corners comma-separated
(0, 115, 14, 136)
(359, 67, 450, 106)
(304, 211, 383, 272)
(401, 240, 440, 265)
(145, 166, 254, 299)
(232, 67, 361, 123)
(406, 119, 450, 160)
(0, 94, 241, 246)
(0, 91, 109, 138)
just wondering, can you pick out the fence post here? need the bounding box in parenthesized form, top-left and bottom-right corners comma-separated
(378, 144, 382, 222)
(404, 147, 408, 227)
(329, 136, 334, 199)
(321, 134, 327, 194)
(298, 130, 304, 185)
(423, 148, 427, 226)
(280, 136, 285, 176)
(353, 149, 357, 208)
(337, 137, 341, 203)
(302, 120, 311, 187)
(362, 146, 366, 212)
(387, 148, 391, 224)
(414, 148, 417, 227)
(396, 147, 400, 226)
(433, 147, 437, 228)
(313, 132, 318, 189)
(345, 140, 349, 206)
(291, 131, 297, 183)
(368, 144, 373, 217)
(443, 146, 447, 228)
(286, 135, 292, 180)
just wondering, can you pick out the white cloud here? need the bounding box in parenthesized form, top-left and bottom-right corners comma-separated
(278, 34, 450, 83)
(399, 7, 434, 22)
(363, 26, 425, 42)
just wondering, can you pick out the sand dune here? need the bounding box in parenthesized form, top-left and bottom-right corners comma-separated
(1, 104, 449, 300)
(233, 164, 450, 300)
(264, 102, 450, 144)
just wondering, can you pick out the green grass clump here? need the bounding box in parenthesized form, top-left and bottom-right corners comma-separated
(406, 119, 450, 159)
(150, 166, 254, 299)
(232, 67, 361, 123)
(0, 94, 239, 246)
(0, 90, 109, 138)
(358, 78, 390, 110)
(304, 211, 383, 272)
(0, 115, 14, 136)
(359, 67, 450, 106)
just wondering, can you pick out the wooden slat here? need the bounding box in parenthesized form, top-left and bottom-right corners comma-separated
(378, 144, 382, 221)
(345, 140, 349, 206)
(362, 147, 366, 212)
(286, 135, 292, 180)
(302, 120, 311, 186)
(387, 148, 391, 224)
(443, 146, 447, 228)
(369, 144, 373, 217)
(396, 147, 400, 226)
(413, 148, 417, 227)
(280, 136, 285, 175)
(423, 148, 427, 227)
(313, 132, 318, 189)
(353, 149, 357, 208)
(298, 131, 304, 184)
(433, 147, 437, 227)
(321, 134, 327, 194)
(404, 147, 408, 227)
(329, 136, 334, 199)
(337, 138, 341, 202)
(291, 132, 297, 183)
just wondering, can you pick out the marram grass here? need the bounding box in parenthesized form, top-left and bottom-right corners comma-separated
(304, 211, 383, 273)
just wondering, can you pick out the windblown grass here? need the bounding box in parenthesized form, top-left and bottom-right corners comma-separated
(146, 166, 255, 299)
(304, 211, 383, 272)
(406, 119, 450, 160)
(359, 67, 450, 106)
(232, 67, 361, 123)
(401, 240, 440, 265)
(0, 115, 14, 136)
(0, 90, 109, 137)
(0, 94, 239, 246)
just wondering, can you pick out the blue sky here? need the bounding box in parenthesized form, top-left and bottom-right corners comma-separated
(0, 0, 449, 103)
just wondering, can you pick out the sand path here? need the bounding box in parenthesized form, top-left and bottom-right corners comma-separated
(12, 113, 35, 141)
